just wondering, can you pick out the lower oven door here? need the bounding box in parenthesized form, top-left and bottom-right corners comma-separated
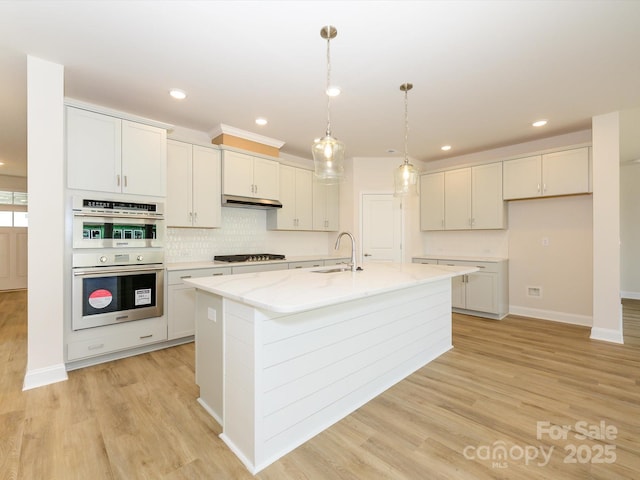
(72, 264, 164, 331)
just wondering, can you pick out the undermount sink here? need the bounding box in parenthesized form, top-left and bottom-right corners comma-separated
(312, 267, 351, 273)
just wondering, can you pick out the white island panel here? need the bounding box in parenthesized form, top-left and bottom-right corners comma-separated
(187, 263, 476, 474)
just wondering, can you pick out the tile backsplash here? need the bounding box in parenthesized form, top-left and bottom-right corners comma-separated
(166, 208, 331, 263)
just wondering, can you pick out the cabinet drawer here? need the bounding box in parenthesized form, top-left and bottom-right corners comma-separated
(324, 258, 350, 266)
(168, 267, 231, 285)
(231, 263, 287, 274)
(412, 258, 438, 265)
(288, 260, 323, 269)
(67, 318, 167, 361)
(437, 259, 499, 273)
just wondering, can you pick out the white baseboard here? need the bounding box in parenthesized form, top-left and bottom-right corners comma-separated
(508, 305, 592, 327)
(590, 327, 624, 344)
(22, 363, 68, 391)
(620, 291, 640, 300)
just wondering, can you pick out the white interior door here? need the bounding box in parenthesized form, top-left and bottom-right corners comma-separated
(0, 227, 28, 290)
(361, 194, 402, 263)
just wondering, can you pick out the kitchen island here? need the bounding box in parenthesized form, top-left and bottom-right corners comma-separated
(185, 262, 476, 474)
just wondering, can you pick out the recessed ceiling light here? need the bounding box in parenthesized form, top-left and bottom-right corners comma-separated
(169, 89, 187, 100)
(0, 162, 4, 166)
(255, 118, 268, 126)
(441, 145, 452, 151)
(326, 86, 341, 97)
(532, 119, 547, 127)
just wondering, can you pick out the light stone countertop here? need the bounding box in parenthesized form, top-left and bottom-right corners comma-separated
(183, 262, 477, 314)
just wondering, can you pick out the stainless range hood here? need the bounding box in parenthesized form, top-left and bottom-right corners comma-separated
(221, 194, 282, 209)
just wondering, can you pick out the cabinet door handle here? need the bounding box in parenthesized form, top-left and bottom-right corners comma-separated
(537, 183, 541, 192)
(139, 334, 153, 340)
(124, 176, 128, 188)
(180, 275, 192, 279)
(364, 253, 372, 257)
(475, 265, 486, 269)
(543, 183, 547, 192)
(212, 272, 224, 276)
(116, 174, 121, 187)
(194, 212, 198, 223)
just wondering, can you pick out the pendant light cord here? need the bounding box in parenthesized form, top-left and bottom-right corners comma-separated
(326, 34, 332, 137)
(404, 85, 409, 166)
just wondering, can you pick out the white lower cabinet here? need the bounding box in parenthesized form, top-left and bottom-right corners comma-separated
(413, 256, 508, 319)
(66, 316, 167, 362)
(167, 267, 232, 340)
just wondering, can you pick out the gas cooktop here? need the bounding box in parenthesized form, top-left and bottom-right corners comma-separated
(214, 254, 286, 263)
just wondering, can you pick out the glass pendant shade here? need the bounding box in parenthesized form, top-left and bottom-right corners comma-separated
(313, 25, 345, 183)
(313, 134, 345, 182)
(394, 160, 418, 196)
(394, 82, 418, 196)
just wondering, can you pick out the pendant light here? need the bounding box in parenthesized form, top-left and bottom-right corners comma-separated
(312, 25, 345, 183)
(394, 83, 419, 196)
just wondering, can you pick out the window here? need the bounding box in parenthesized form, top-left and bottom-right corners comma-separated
(0, 190, 28, 227)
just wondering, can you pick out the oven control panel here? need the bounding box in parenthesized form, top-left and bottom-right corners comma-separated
(72, 250, 164, 268)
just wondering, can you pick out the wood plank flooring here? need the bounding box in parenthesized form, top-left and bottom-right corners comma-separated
(2, 289, 639, 479)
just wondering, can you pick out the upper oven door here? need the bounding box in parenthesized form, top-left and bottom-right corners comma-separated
(73, 212, 164, 249)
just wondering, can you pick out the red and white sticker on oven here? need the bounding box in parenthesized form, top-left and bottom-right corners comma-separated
(88, 289, 113, 309)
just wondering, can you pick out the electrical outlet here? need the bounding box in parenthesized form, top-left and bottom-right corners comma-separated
(527, 286, 542, 297)
(207, 307, 217, 322)
(542, 237, 550, 247)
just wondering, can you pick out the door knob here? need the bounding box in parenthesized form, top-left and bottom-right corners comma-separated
(364, 253, 372, 257)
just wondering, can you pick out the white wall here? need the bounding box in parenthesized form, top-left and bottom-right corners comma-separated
(619, 107, 640, 299)
(23, 56, 68, 389)
(344, 156, 425, 263)
(508, 196, 593, 324)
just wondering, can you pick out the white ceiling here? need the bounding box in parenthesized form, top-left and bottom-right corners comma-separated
(2, 0, 640, 178)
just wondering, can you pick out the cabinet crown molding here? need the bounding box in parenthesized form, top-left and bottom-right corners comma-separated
(209, 124, 285, 149)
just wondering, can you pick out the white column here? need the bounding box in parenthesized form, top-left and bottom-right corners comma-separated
(591, 112, 623, 343)
(23, 56, 68, 389)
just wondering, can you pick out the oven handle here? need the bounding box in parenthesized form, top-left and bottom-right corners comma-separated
(73, 264, 165, 276)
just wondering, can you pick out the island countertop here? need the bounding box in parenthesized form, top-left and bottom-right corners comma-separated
(183, 262, 477, 313)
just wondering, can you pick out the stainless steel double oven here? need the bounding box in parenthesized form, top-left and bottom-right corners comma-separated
(71, 197, 165, 331)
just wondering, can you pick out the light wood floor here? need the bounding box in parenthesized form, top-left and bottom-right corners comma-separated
(2, 290, 639, 479)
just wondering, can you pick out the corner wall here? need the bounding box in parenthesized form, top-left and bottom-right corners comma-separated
(23, 56, 67, 389)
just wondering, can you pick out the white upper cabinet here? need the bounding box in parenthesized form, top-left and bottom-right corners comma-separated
(267, 165, 313, 230)
(222, 150, 279, 200)
(312, 179, 339, 231)
(503, 147, 590, 200)
(542, 147, 590, 197)
(471, 162, 506, 229)
(421, 163, 505, 231)
(66, 106, 166, 196)
(121, 121, 167, 196)
(166, 140, 221, 228)
(444, 168, 472, 230)
(420, 172, 444, 231)
(502, 155, 541, 200)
